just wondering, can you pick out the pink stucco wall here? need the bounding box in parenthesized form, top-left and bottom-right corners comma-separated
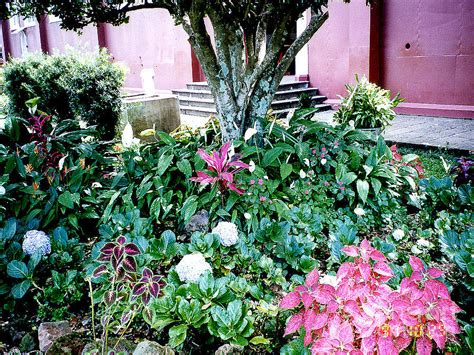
(307, 0, 371, 101)
(104, 9, 193, 90)
(381, 0, 474, 115)
(45, 21, 99, 53)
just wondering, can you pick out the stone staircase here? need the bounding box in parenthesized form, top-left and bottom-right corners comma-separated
(172, 81, 332, 117)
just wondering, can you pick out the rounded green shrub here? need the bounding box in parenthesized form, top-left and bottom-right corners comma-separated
(3, 48, 124, 139)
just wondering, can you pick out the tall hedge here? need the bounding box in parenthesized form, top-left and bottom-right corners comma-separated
(3, 49, 124, 139)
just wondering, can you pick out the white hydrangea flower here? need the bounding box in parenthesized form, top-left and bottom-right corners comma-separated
(299, 170, 306, 179)
(22, 230, 51, 256)
(304, 158, 310, 166)
(175, 253, 211, 283)
(417, 238, 431, 248)
(244, 213, 251, 220)
(321, 158, 327, 165)
(0, 185, 5, 196)
(354, 207, 365, 216)
(212, 221, 239, 247)
(320, 274, 338, 287)
(392, 229, 405, 241)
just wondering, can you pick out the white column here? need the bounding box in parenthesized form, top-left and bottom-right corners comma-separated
(295, 10, 310, 81)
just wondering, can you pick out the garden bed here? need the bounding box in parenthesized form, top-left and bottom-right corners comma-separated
(0, 109, 473, 354)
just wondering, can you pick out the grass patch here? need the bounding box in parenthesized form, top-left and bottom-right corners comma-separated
(397, 146, 460, 178)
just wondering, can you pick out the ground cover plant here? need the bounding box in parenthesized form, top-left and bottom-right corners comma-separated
(0, 105, 473, 353)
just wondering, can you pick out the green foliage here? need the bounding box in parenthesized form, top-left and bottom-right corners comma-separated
(334, 75, 403, 129)
(3, 49, 124, 139)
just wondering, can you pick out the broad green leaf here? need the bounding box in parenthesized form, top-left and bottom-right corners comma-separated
(356, 179, 370, 204)
(250, 336, 270, 345)
(168, 324, 188, 348)
(177, 159, 192, 177)
(157, 154, 174, 176)
(58, 191, 75, 209)
(181, 195, 198, 224)
(7, 260, 29, 279)
(280, 163, 293, 180)
(11, 280, 32, 299)
(262, 147, 283, 167)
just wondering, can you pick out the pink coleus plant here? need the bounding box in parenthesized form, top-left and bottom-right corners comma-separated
(190, 141, 249, 194)
(280, 240, 461, 355)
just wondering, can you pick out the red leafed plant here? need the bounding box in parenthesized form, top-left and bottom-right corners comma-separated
(190, 141, 249, 194)
(280, 239, 461, 355)
(91, 236, 164, 352)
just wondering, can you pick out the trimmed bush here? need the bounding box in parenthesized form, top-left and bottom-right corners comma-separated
(3, 48, 124, 139)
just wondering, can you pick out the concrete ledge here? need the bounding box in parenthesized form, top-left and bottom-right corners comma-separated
(395, 103, 474, 119)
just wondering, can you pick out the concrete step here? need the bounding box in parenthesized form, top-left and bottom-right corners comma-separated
(180, 106, 217, 117)
(271, 95, 327, 111)
(272, 104, 333, 118)
(177, 95, 327, 111)
(179, 102, 332, 118)
(172, 89, 213, 100)
(185, 80, 310, 92)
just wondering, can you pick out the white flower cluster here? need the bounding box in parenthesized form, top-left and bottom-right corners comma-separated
(175, 253, 211, 283)
(212, 221, 239, 247)
(22, 230, 51, 256)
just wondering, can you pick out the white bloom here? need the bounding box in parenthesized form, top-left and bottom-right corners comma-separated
(319, 274, 338, 287)
(417, 238, 431, 248)
(249, 160, 256, 173)
(304, 158, 310, 166)
(349, 120, 355, 128)
(321, 158, 327, 165)
(263, 176, 269, 180)
(354, 207, 365, 216)
(229, 144, 236, 158)
(22, 230, 51, 256)
(0, 185, 5, 195)
(91, 182, 103, 189)
(411, 245, 422, 255)
(299, 170, 306, 179)
(244, 127, 257, 141)
(244, 213, 251, 220)
(175, 253, 212, 283)
(58, 154, 68, 171)
(392, 229, 405, 241)
(212, 221, 239, 247)
(121, 123, 140, 148)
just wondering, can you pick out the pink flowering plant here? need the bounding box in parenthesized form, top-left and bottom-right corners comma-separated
(190, 141, 249, 195)
(280, 239, 462, 354)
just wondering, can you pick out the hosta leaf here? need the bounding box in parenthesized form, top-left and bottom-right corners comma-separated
(356, 179, 370, 204)
(7, 260, 28, 279)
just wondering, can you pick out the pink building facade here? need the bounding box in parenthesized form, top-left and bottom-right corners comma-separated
(1, 0, 473, 118)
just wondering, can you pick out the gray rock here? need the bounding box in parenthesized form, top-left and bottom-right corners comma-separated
(132, 340, 174, 355)
(38, 321, 72, 353)
(215, 344, 244, 355)
(184, 210, 210, 234)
